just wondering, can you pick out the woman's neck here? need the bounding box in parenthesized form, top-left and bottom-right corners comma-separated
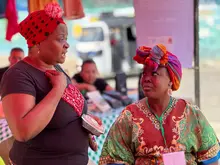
(147, 95, 171, 117)
(24, 55, 54, 71)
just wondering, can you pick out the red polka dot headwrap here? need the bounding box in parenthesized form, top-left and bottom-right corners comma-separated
(133, 44, 182, 91)
(19, 2, 65, 47)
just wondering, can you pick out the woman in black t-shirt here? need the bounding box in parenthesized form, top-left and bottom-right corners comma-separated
(0, 3, 101, 165)
(72, 59, 113, 94)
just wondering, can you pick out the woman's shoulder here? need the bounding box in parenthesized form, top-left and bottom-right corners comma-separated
(0, 61, 38, 99)
(3, 61, 29, 78)
(175, 97, 200, 110)
(130, 97, 199, 114)
(5, 61, 31, 74)
(5, 61, 44, 78)
(121, 97, 200, 114)
(1, 61, 41, 89)
(175, 97, 202, 118)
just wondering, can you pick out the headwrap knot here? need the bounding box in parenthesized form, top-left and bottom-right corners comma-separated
(44, 3, 63, 18)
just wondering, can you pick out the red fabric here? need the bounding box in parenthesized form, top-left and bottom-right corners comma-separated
(5, 0, 19, 41)
(62, 84, 84, 116)
(19, 3, 65, 47)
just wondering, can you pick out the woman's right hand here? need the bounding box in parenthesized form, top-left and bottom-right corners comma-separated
(45, 70, 67, 93)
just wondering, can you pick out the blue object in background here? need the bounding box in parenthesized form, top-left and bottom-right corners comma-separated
(16, 0, 28, 11)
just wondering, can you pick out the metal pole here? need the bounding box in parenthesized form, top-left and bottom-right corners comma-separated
(194, 0, 200, 107)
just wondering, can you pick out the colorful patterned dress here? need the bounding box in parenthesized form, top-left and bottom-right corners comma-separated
(99, 97, 220, 165)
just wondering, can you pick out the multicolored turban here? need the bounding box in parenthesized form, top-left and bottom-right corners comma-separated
(19, 3, 65, 47)
(133, 44, 182, 91)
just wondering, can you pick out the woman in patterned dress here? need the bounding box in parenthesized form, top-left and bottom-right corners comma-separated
(99, 44, 220, 165)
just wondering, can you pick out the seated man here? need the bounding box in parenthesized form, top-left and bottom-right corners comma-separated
(0, 47, 25, 83)
(0, 47, 24, 165)
(72, 59, 113, 94)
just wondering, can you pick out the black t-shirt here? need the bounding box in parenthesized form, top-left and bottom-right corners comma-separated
(73, 73, 108, 93)
(0, 61, 89, 165)
(0, 66, 9, 84)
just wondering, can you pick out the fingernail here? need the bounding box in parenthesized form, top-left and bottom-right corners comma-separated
(92, 136, 95, 141)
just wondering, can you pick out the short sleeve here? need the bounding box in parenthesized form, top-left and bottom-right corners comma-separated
(192, 105, 220, 164)
(0, 68, 36, 99)
(95, 78, 108, 93)
(99, 109, 135, 165)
